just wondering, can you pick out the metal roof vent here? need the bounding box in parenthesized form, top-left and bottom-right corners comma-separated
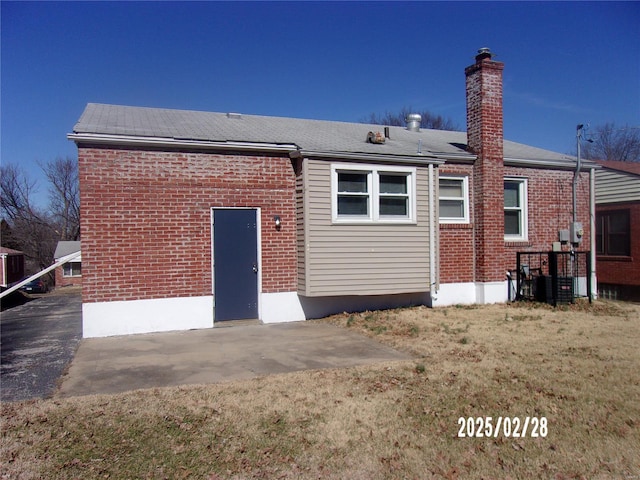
(405, 113, 422, 132)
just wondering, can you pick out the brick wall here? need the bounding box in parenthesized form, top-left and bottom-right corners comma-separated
(503, 167, 592, 274)
(503, 166, 591, 258)
(55, 265, 82, 288)
(439, 164, 592, 284)
(79, 146, 298, 303)
(439, 164, 475, 283)
(596, 201, 640, 287)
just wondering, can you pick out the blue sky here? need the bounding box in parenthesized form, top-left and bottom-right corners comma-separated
(2, 1, 639, 207)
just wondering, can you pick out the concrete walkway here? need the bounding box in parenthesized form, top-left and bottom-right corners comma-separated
(57, 321, 413, 397)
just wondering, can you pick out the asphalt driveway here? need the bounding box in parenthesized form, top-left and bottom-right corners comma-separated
(0, 289, 82, 402)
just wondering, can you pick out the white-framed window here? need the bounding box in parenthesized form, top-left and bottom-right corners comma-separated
(439, 175, 469, 223)
(504, 178, 528, 240)
(331, 164, 416, 223)
(63, 261, 82, 277)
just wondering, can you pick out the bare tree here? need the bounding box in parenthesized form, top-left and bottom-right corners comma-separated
(582, 123, 640, 162)
(1, 158, 80, 277)
(1, 219, 21, 251)
(363, 106, 460, 131)
(1, 163, 41, 222)
(41, 156, 80, 241)
(1, 164, 58, 274)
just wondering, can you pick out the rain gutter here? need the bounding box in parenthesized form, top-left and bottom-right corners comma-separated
(505, 157, 601, 170)
(290, 149, 446, 166)
(67, 133, 299, 154)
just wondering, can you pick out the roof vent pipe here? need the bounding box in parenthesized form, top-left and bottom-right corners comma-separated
(405, 113, 422, 132)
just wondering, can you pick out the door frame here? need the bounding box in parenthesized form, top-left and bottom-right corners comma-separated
(210, 207, 262, 322)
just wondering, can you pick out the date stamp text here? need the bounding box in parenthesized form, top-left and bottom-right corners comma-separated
(457, 416, 547, 438)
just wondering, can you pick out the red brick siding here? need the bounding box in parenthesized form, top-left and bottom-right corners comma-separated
(596, 201, 640, 287)
(79, 147, 298, 303)
(439, 223, 475, 282)
(503, 167, 591, 272)
(55, 265, 82, 287)
(439, 165, 592, 284)
(465, 55, 505, 282)
(439, 164, 475, 283)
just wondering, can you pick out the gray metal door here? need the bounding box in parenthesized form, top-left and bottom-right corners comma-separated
(213, 209, 258, 321)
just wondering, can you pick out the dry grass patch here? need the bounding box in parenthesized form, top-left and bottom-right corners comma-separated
(2, 300, 639, 479)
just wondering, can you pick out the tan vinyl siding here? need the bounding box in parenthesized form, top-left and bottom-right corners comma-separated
(299, 159, 431, 297)
(596, 169, 640, 204)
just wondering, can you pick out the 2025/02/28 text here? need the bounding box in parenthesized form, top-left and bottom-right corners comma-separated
(457, 417, 548, 438)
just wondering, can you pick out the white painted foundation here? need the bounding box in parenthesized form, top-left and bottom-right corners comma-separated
(262, 290, 432, 322)
(260, 292, 306, 323)
(83, 295, 214, 338)
(83, 284, 516, 338)
(475, 281, 508, 304)
(432, 281, 508, 307)
(431, 282, 477, 306)
(301, 291, 432, 319)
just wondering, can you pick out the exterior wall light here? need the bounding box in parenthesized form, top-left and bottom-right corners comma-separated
(274, 215, 282, 229)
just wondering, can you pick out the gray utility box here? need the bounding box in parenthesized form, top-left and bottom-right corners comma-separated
(570, 222, 583, 244)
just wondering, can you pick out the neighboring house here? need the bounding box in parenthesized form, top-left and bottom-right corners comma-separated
(68, 49, 596, 338)
(54, 241, 82, 288)
(595, 160, 640, 300)
(0, 247, 25, 289)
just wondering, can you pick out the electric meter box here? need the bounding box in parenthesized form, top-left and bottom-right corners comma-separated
(570, 222, 583, 244)
(558, 229, 570, 243)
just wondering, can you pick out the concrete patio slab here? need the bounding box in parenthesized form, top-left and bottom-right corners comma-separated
(57, 321, 413, 397)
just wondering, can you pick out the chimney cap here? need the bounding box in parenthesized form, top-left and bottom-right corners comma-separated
(476, 47, 494, 61)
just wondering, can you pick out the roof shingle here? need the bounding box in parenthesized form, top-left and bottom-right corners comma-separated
(73, 103, 580, 165)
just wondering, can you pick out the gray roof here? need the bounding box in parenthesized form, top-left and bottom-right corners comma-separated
(54, 241, 81, 259)
(71, 103, 583, 166)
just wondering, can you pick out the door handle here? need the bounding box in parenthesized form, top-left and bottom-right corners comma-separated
(252, 263, 258, 273)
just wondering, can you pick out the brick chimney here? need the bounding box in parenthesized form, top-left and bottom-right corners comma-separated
(465, 48, 505, 289)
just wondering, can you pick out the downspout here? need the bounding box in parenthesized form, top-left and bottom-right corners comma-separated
(428, 164, 438, 303)
(571, 125, 584, 297)
(590, 167, 597, 299)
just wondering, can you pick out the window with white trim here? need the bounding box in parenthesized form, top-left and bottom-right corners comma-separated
(63, 261, 82, 277)
(331, 164, 416, 223)
(439, 175, 469, 223)
(504, 178, 528, 240)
